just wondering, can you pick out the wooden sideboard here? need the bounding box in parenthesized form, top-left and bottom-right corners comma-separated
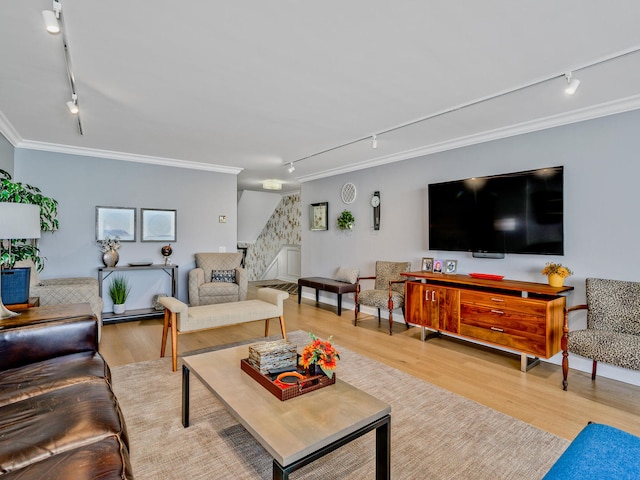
(402, 272, 574, 371)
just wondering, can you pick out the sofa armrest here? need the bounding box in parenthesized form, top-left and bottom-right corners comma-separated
(188, 268, 206, 305)
(236, 267, 248, 301)
(0, 317, 98, 371)
(257, 287, 289, 312)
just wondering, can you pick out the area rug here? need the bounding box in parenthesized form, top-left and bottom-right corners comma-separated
(111, 331, 567, 479)
(256, 282, 298, 295)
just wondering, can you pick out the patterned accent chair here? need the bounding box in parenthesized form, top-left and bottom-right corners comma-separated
(16, 260, 104, 340)
(188, 252, 248, 306)
(562, 277, 640, 390)
(355, 261, 411, 335)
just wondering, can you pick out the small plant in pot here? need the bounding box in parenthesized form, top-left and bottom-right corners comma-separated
(337, 210, 355, 230)
(109, 275, 131, 314)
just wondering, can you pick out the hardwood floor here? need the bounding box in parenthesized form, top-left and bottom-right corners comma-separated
(100, 284, 640, 441)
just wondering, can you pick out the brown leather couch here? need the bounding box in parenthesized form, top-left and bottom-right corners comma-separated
(0, 313, 133, 479)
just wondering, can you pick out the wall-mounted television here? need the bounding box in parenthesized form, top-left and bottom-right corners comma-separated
(428, 166, 564, 256)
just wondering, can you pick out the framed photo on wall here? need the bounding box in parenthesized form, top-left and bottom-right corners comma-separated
(421, 257, 434, 272)
(445, 259, 458, 274)
(310, 202, 328, 231)
(96, 206, 136, 241)
(141, 208, 177, 242)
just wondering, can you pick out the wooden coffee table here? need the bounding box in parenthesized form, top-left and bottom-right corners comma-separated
(182, 345, 391, 480)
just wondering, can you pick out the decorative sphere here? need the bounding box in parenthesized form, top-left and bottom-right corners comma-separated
(161, 244, 173, 257)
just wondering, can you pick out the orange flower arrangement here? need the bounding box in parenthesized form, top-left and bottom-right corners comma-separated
(300, 332, 340, 379)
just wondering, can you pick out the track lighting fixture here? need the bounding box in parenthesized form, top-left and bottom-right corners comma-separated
(371, 135, 378, 149)
(288, 162, 295, 173)
(42, 0, 61, 34)
(564, 72, 581, 95)
(66, 94, 79, 114)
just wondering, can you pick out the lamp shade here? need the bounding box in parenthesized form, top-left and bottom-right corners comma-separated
(0, 203, 41, 239)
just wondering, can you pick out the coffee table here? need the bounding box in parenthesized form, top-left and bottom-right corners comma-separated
(182, 345, 391, 480)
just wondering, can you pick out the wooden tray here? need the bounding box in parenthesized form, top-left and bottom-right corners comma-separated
(240, 358, 336, 401)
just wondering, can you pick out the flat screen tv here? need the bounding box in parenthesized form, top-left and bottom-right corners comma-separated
(428, 166, 564, 255)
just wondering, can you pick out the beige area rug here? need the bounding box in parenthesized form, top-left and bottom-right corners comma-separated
(111, 331, 567, 479)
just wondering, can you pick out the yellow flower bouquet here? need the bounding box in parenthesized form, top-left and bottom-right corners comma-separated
(300, 332, 340, 379)
(541, 262, 573, 278)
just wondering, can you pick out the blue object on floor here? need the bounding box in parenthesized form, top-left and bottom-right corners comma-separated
(543, 423, 640, 479)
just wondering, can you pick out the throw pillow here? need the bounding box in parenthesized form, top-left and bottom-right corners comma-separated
(211, 269, 236, 283)
(334, 266, 359, 284)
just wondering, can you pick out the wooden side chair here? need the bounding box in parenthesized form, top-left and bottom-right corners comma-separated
(354, 261, 411, 335)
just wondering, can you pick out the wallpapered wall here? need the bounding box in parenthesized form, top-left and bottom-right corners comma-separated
(244, 192, 301, 280)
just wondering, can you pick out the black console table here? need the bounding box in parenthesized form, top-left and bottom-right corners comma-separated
(98, 264, 179, 324)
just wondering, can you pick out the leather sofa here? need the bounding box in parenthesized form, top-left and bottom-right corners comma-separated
(0, 310, 132, 478)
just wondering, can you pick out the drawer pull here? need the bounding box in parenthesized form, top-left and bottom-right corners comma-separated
(490, 298, 505, 302)
(491, 309, 504, 315)
(432, 291, 435, 302)
(490, 327, 504, 332)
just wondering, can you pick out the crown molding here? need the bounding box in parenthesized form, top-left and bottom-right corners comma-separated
(296, 94, 640, 183)
(0, 111, 22, 146)
(14, 139, 243, 175)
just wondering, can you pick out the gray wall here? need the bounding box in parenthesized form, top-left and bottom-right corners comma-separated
(14, 149, 238, 310)
(301, 109, 640, 386)
(0, 134, 13, 175)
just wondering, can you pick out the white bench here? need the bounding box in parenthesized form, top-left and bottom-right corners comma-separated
(160, 288, 289, 371)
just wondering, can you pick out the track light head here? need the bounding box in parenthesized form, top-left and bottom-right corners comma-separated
(288, 162, 295, 173)
(42, 9, 60, 34)
(371, 135, 378, 149)
(66, 94, 79, 114)
(564, 72, 581, 95)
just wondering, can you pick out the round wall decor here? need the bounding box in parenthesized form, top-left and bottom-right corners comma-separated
(341, 182, 357, 204)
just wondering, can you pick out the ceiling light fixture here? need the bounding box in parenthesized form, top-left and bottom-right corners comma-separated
(288, 162, 295, 173)
(42, 0, 61, 33)
(371, 135, 378, 149)
(564, 72, 581, 95)
(262, 179, 283, 190)
(66, 94, 79, 114)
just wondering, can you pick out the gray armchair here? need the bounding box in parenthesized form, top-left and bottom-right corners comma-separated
(188, 252, 248, 306)
(355, 261, 411, 335)
(562, 277, 640, 390)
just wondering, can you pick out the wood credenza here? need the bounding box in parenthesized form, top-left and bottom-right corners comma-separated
(402, 272, 574, 371)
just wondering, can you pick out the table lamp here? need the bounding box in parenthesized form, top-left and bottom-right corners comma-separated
(0, 203, 41, 319)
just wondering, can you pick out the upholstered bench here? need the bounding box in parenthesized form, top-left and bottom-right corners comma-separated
(297, 277, 359, 316)
(543, 423, 640, 479)
(160, 288, 288, 371)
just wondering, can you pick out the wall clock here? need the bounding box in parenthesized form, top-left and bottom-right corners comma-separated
(371, 191, 381, 230)
(341, 183, 357, 204)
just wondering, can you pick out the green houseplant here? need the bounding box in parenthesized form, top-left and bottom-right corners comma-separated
(109, 275, 131, 314)
(337, 210, 355, 230)
(0, 169, 59, 270)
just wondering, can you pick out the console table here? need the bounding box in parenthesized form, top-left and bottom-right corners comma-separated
(98, 264, 179, 324)
(401, 272, 573, 372)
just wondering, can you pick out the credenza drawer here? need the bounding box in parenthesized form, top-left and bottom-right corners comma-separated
(460, 291, 547, 317)
(459, 323, 547, 357)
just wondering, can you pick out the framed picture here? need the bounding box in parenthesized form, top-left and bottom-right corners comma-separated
(421, 257, 434, 272)
(96, 206, 136, 241)
(445, 259, 458, 274)
(310, 202, 328, 231)
(433, 259, 444, 274)
(141, 208, 177, 242)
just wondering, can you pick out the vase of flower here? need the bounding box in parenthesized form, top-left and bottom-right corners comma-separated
(541, 262, 573, 287)
(308, 363, 324, 377)
(300, 332, 340, 379)
(102, 249, 119, 267)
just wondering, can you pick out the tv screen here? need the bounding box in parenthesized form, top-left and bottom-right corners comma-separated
(428, 166, 564, 255)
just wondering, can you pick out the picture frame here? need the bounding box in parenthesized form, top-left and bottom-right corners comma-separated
(96, 206, 136, 242)
(421, 257, 434, 272)
(445, 259, 458, 274)
(433, 259, 444, 274)
(310, 202, 328, 231)
(141, 208, 177, 242)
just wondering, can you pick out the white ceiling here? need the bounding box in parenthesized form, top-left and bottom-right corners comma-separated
(2, 1, 640, 193)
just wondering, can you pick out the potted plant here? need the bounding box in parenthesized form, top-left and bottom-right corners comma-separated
(109, 275, 131, 314)
(299, 332, 340, 379)
(337, 210, 355, 230)
(541, 262, 573, 287)
(0, 169, 59, 271)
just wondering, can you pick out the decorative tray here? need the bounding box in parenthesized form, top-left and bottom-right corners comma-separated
(240, 358, 335, 401)
(469, 273, 504, 280)
(128, 262, 154, 267)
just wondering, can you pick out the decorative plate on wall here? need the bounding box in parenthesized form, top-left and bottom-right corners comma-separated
(341, 183, 357, 204)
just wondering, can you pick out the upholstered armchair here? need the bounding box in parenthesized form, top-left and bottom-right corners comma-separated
(188, 252, 248, 306)
(562, 277, 640, 390)
(355, 261, 411, 335)
(16, 260, 104, 340)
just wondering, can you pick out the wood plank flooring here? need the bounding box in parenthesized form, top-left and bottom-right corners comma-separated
(100, 284, 640, 441)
